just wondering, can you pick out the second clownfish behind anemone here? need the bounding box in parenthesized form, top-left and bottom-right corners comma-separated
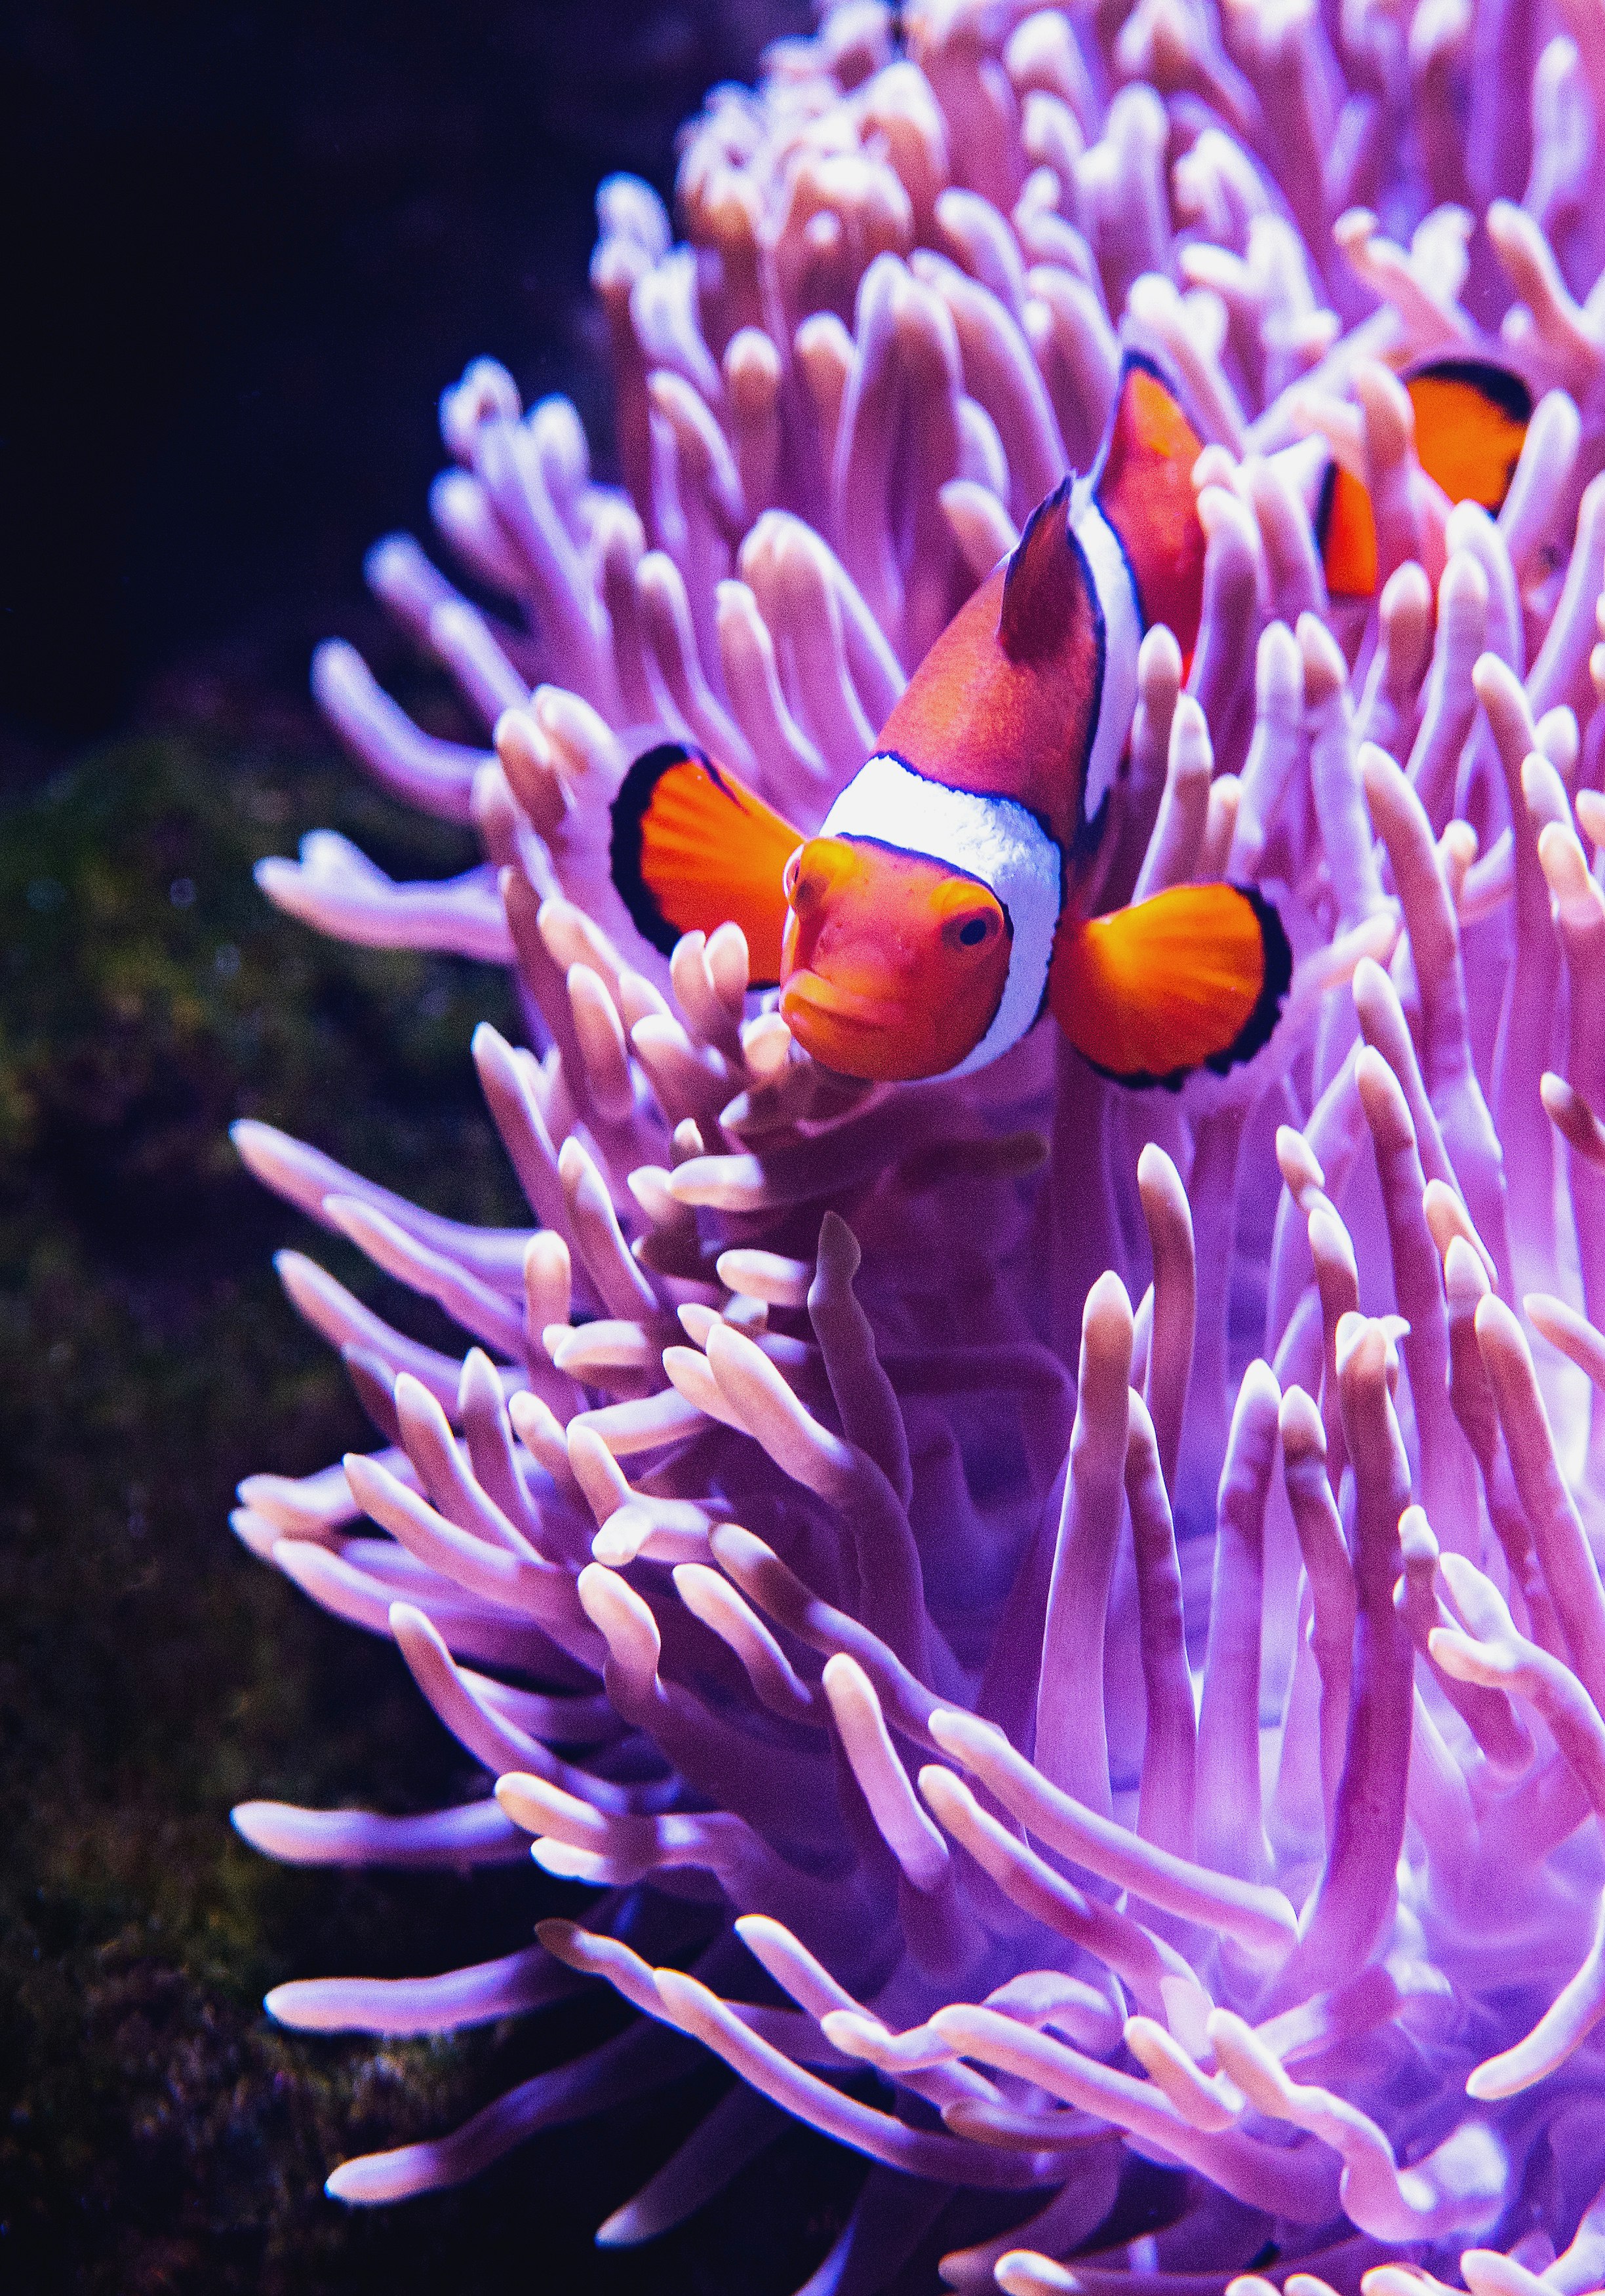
(1309, 356, 1535, 600)
(609, 353, 1292, 1089)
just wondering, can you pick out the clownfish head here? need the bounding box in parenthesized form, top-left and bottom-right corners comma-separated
(777, 835, 1012, 1081)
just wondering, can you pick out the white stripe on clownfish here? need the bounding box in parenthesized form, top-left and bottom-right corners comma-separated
(1067, 484, 1144, 833)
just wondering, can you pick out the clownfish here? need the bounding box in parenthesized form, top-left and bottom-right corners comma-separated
(1315, 357, 1534, 600)
(610, 353, 1293, 1089)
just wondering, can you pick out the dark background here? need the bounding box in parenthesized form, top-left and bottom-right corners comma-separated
(1, 0, 799, 777)
(0, 5, 953, 2291)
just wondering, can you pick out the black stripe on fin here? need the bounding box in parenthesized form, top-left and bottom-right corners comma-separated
(606, 739, 802, 985)
(1407, 357, 1534, 427)
(1204, 884, 1293, 1077)
(609, 740, 704, 960)
(1063, 883, 1294, 1093)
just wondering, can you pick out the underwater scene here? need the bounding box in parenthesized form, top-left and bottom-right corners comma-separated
(16, 0, 1605, 2289)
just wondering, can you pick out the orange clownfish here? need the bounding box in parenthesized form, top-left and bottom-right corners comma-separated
(1315, 357, 1534, 601)
(610, 353, 1292, 1089)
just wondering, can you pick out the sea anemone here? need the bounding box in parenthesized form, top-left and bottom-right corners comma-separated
(226, 0, 1605, 2285)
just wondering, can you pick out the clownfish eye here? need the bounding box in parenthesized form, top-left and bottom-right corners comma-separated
(784, 838, 858, 917)
(941, 903, 1004, 955)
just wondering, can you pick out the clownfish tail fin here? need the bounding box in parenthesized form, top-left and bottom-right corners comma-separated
(1092, 351, 1208, 659)
(609, 742, 804, 988)
(1048, 881, 1292, 1089)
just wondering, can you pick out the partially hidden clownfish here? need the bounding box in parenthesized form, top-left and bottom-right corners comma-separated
(1313, 356, 1534, 600)
(609, 352, 1294, 1089)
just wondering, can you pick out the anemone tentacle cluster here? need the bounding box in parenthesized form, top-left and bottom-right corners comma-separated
(230, 0, 1605, 2284)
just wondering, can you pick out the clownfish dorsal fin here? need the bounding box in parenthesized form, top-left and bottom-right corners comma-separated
(1048, 881, 1292, 1089)
(1093, 353, 1208, 657)
(608, 741, 804, 988)
(999, 476, 1077, 663)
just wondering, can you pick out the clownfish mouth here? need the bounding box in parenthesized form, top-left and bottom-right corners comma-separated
(779, 969, 931, 1080)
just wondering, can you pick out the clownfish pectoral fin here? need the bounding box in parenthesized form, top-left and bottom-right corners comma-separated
(1048, 882, 1293, 1089)
(1316, 459, 1379, 600)
(609, 742, 803, 987)
(1093, 353, 1208, 656)
(1405, 358, 1532, 517)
